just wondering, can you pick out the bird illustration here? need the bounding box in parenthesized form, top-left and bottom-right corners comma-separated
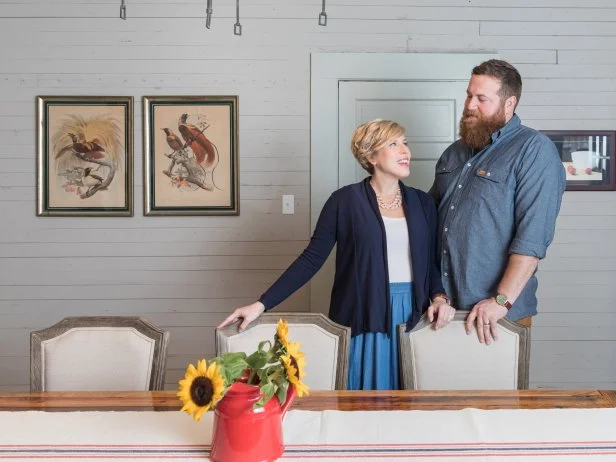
(177, 114, 217, 169)
(81, 167, 104, 192)
(55, 133, 106, 161)
(162, 128, 183, 152)
(161, 128, 185, 177)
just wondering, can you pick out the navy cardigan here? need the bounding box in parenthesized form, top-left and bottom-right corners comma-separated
(259, 178, 446, 336)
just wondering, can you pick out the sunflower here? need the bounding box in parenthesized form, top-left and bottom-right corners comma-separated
(281, 341, 309, 397)
(177, 359, 225, 421)
(275, 318, 290, 350)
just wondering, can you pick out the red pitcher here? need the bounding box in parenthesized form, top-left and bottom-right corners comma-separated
(209, 382, 296, 462)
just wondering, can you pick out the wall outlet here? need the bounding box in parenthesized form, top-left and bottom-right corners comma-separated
(282, 195, 294, 214)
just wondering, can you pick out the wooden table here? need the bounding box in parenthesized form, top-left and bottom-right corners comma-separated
(1, 389, 614, 411)
(2, 390, 615, 460)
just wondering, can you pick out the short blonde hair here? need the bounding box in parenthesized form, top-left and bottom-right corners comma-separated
(350, 119, 405, 174)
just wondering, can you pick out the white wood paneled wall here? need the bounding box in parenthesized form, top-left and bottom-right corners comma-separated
(0, 0, 615, 391)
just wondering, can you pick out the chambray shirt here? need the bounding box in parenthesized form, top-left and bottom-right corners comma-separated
(428, 115, 565, 320)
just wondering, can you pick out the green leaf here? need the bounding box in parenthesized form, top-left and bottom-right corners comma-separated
(257, 340, 272, 353)
(220, 355, 248, 384)
(255, 382, 276, 408)
(222, 352, 247, 362)
(276, 382, 288, 405)
(246, 349, 268, 370)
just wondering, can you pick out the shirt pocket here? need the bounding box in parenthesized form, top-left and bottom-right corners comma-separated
(470, 167, 510, 205)
(433, 160, 464, 197)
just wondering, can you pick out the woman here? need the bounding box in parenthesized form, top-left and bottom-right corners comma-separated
(218, 119, 454, 390)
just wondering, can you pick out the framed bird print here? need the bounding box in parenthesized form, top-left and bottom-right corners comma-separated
(36, 95, 134, 216)
(143, 95, 239, 216)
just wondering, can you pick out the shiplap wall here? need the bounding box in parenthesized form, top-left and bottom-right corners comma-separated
(0, 0, 614, 391)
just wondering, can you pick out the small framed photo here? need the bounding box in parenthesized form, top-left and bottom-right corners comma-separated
(542, 130, 616, 191)
(36, 96, 134, 216)
(143, 95, 239, 215)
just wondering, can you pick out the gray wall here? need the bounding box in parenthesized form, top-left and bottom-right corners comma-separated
(0, 0, 615, 390)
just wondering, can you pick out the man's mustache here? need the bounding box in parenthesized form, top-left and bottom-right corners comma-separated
(462, 110, 479, 118)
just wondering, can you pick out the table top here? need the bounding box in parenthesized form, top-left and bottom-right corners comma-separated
(1, 389, 614, 411)
(2, 390, 616, 461)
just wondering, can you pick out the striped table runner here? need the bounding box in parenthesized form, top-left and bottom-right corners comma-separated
(1, 407, 615, 460)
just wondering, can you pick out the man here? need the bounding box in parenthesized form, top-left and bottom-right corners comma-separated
(429, 59, 566, 344)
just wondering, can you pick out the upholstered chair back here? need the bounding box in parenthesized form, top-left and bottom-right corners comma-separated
(398, 311, 530, 390)
(31, 316, 170, 392)
(216, 312, 350, 390)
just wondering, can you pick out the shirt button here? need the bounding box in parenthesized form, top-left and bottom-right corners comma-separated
(443, 272, 448, 277)
(450, 205, 455, 210)
(467, 163, 471, 167)
(444, 227, 448, 232)
(443, 250, 447, 254)
(458, 184, 462, 188)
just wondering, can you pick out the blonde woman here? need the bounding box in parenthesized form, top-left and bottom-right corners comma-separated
(219, 120, 455, 390)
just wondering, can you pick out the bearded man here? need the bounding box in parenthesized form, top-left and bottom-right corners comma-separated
(428, 59, 565, 344)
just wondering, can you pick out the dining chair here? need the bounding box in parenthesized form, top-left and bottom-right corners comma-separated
(30, 316, 170, 392)
(216, 312, 351, 390)
(398, 310, 530, 390)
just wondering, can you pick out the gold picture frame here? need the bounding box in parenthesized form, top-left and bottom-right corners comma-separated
(143, 95, 239, 216)
(36, 95, 134, 216)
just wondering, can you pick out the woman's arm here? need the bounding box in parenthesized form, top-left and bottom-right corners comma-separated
(218, 193, 339, 330)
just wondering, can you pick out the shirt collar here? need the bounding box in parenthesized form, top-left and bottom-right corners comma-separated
(491, 113, 521, 143)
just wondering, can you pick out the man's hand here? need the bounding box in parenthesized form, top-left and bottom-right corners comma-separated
(217, 301, 266, 332)
(427, 299, 456, 330)
(465, 298, 508, 344)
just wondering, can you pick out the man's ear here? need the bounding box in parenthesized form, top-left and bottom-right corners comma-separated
(505, 95, 517, 115)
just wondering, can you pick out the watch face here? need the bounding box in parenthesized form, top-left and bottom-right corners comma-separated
(496, 294, 508, 306)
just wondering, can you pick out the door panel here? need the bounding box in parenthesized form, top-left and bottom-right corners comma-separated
(338, 80, 467, 192)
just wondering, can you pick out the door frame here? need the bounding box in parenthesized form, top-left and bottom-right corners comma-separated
(309, 52, 497, 313)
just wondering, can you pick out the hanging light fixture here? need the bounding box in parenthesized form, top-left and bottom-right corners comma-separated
(205, 0, 213, 29)
(119, 0, 126, 19)
(234, 0, 242, 35)
(318, 0, 327, 26)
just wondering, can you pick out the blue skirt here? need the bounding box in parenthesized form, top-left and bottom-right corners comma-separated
(347, 282, 414, 390)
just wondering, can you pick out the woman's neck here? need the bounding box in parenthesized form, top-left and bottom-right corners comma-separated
(370, 176, 399, 196)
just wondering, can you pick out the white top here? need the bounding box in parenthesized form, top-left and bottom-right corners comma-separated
(382, 216, 413, 283)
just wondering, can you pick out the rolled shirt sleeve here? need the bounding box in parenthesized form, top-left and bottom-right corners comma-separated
(509, 134, 566, 259)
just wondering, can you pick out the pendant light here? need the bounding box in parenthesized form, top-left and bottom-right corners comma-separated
(206, 0, 213, 29)
(120, 0, 126, 19)
(318, 0, 327, 26)
(234, 0, 242, 35)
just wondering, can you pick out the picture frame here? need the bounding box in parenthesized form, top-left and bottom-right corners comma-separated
(541, 130, 616, 191)
(143, 95, 239, 216)
(36, 95, 134, 216)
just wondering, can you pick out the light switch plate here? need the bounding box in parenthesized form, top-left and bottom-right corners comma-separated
(282, 195, 294, 214)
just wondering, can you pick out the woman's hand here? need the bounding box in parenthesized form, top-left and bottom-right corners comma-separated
(427, 298, 456, 330)
(217, 301, 266, 332)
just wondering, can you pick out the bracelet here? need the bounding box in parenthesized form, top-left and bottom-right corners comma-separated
(431, 293, 450, 305)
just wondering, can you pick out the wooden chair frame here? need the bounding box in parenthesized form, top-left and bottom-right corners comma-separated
(216, 312, 350, 390)
(30, 316, 170, 392)
(398, 310, 530, 390)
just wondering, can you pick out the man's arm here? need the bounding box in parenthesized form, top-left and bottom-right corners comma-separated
(465, 254, 538, 344)
(467, 133, 565, 344)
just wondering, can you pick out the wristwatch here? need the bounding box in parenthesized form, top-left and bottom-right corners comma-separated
(431, 293, 450, 305)
(495, 293, 512, 310)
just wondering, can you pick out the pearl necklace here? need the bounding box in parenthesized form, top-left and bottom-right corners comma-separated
(375, 186, 402, 210)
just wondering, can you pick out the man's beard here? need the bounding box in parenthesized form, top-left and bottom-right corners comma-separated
(459, 105, 507, 150)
